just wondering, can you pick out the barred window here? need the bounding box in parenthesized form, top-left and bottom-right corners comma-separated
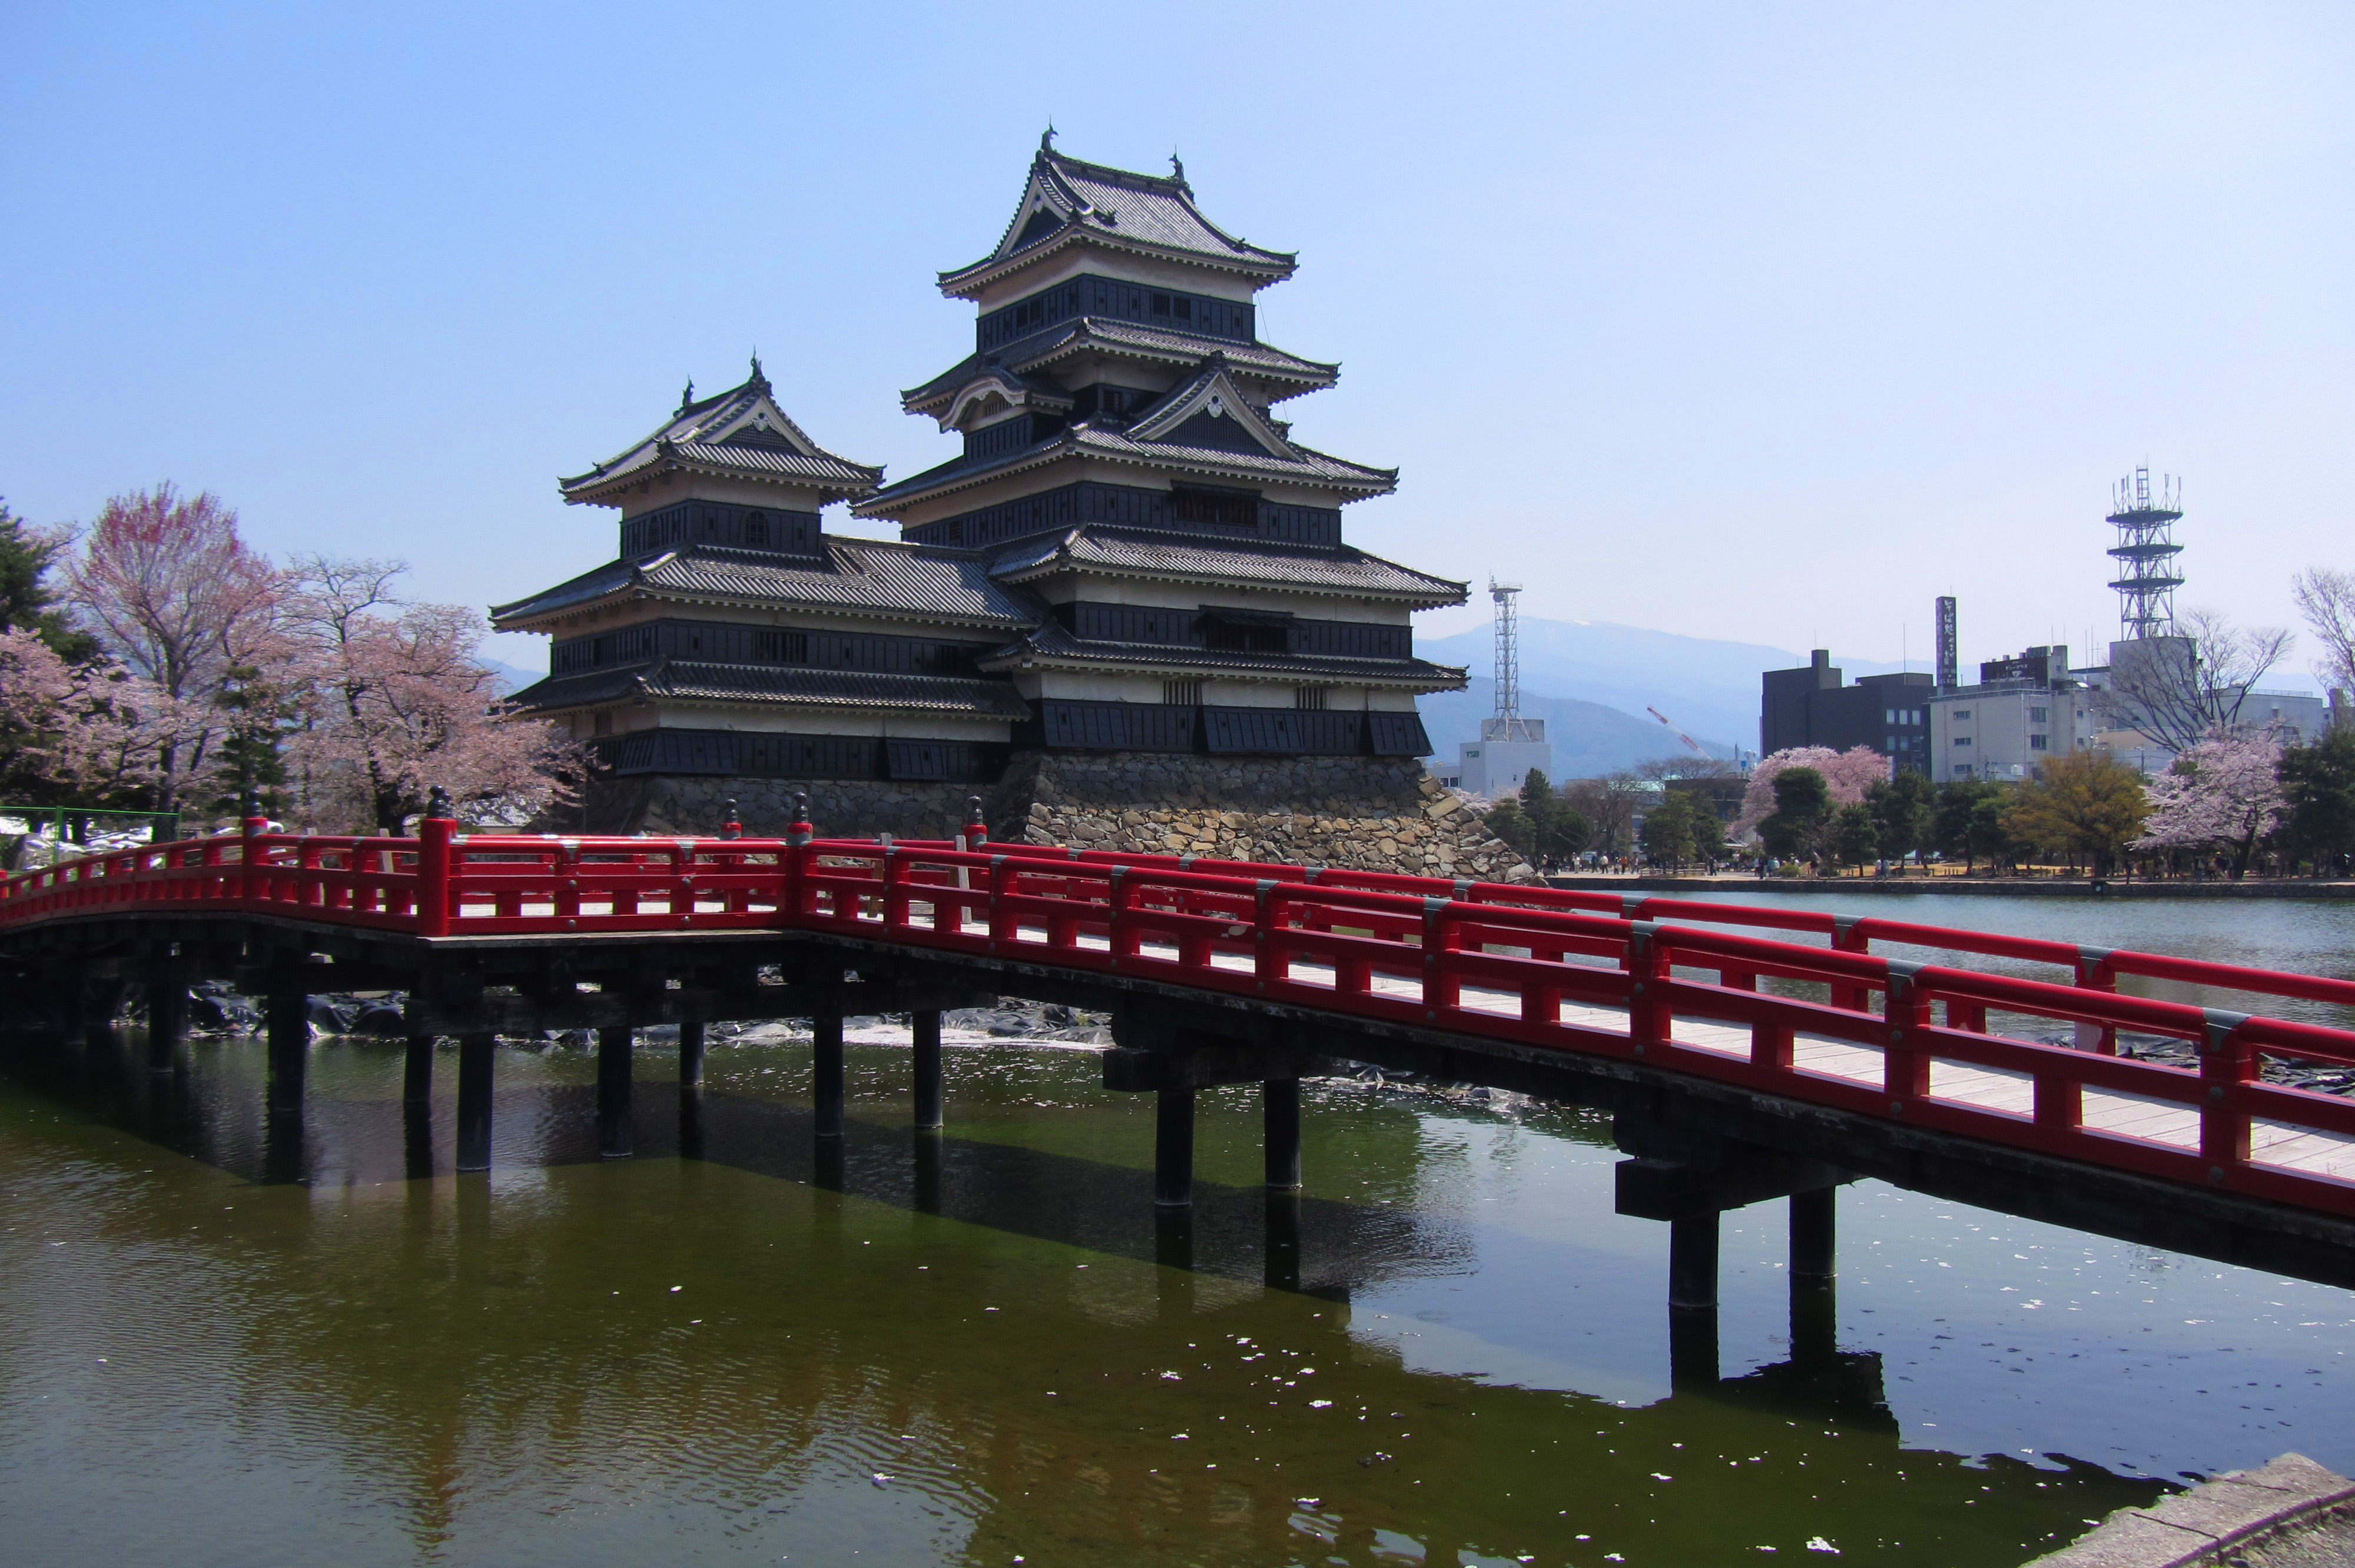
(1163, 679, 1203, 706)
(1294, 686, 1327, 710)
(744, 512, 769, 546)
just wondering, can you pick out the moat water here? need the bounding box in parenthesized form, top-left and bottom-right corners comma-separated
(3, 894, 2352, 1566)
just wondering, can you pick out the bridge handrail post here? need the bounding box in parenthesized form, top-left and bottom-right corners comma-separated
(1882, 960, 1932, 1112)
(1831, 913, 1872, 1011)
(783, 792, 812, 923)
(2199, 1009, 2256, 1186)
(1253, 879, 1285, 992)
(240, 810, 266, 908)
(417, 812, 454, 938)
(1626, 920, 1670, 1047)
(2074, 945, 2120, 1054)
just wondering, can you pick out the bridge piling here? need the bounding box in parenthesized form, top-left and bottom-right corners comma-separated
(1265, 1188, 1302, 1292)
(1155, 1084, 1195, 1207)
(813, 1014, 845, 1138)
(678, 1019, 705, 1087)
(597, 1027, 633, 1158)
(456, 1034, 493, 1172)
(1669, 1211, 1719, 1311)
(266, 982, 307, 1116)
(911, 1009, 943, 1130)
(402, 1002, 433, 1105)
(144, 945, 181, 1073)
(1264, 1077, 1302, 1190)
(1790, 1186, 1837, 1282)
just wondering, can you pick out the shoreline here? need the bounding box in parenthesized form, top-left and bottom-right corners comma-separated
(1541, 874, 2355, 901)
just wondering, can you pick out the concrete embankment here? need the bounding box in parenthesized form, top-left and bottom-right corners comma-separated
(2028, 1453, 2355, 1567)
(1544, 875, 2355, 901)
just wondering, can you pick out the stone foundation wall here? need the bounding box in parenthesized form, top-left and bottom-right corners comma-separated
(998, 752, 1531, 879)
(580, 752, 1532, 880)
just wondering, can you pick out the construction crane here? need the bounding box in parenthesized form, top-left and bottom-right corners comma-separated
(1645, 706, 1706, 756)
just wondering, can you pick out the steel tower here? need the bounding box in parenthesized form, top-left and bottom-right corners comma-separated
(1486, 578, 1540, 742)
(2107, 466, 2185, 640)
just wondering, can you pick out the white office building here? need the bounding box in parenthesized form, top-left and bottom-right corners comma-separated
(1434, 716, 1553, 800)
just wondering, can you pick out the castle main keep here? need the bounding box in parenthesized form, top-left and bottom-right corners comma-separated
(493, 137, 1526, 878)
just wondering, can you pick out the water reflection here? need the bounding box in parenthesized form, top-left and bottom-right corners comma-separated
(0, 1028, 2188, 1566)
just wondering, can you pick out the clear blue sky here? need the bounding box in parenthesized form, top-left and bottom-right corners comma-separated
(4, 2, 2347, 683)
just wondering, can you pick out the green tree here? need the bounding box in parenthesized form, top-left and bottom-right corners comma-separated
(1481, 795, 1533, 858)
(2002, 750, 2150, 875)
(1759, 766, 1831, 861)
(1830, 802, 1877, 871)
(1688, 798, 1727, 866)
(0, 499, 94, 662)
(1866, 770, 1935, 865)
(2278, 727, 2355, 874)
(1933, 777, 2006, 871)
(1640, 789, 1697, 868)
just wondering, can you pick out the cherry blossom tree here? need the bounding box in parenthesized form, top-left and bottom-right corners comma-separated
(1733, 746, 1889, 835)
(278, 557, 579, 833)
(2132, 730, 2288, 878)
(0, 628, 165, 796)
(62, 484, 281, 812)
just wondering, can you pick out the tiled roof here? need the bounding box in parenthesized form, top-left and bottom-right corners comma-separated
(559, 365, 881, 506)
(986, 527, 1468, 606)
(901, 320, 1338, 415)
(979, 622, 1467, 688)
(489, 539, 1041, 629)
(941, 142, 1296, 295)
(857, 417, 1394, 517)
(509, 662, 1033, 719)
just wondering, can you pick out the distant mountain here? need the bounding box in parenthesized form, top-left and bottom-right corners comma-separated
(483, 659, 539, 696)
(1420, 680, 1736, 778)
(1418, 617, 1904, 757)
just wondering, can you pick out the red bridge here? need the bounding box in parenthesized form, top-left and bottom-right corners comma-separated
(7, 809, 2355, 1326)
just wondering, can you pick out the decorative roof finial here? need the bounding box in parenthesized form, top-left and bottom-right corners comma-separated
(748, 350, 765, 385)
(1169, 150, 1185, 183)
(679, 377, 694, 410)
(1040, 124, 1057, 153)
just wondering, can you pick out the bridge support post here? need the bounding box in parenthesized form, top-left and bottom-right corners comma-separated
(266, 981, 308, 1116)
(456, 1033, 494, 1172)
(1155, 1084, 1195, 1207)
(1265, 1188, 1302, 1293)
(597, 1026, 633, 1159)
(403, 1089, 434, 1181)
(403, 1031, 433, 1105)
(913, 1125, 941, 1215)
(813, 1014, 845, 1138)
(912, 1009, 943, 1130)
(1264, 1077, 1302, 1190)
(1790, 1186, 1836, 1282)
(678, 1019, 705, 1087)
(1669, 1211, 1719, 1311)
(145, 946, 182, 1072)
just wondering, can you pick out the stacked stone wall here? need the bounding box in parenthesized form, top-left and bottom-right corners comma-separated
(579, 752, 1531, 881)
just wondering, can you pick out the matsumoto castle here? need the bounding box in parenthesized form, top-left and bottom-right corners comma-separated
(495, 136, 1519, 873)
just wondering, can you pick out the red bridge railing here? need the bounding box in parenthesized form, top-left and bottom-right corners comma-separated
(6, 817, 2355, 1217)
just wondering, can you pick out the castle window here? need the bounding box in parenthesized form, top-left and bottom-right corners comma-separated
(592, 711, 613, 737)
(744, 513, 769, 546)
(752, 629, 809, 663)
(1163, 679, 1203, 706)
(1173, 486, 1259, 530)
(946, 519, 964, 544)
(1294, 686, 1327, 710)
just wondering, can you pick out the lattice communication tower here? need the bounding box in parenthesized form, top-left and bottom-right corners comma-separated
(1487, 577, 1541, 742)
(2107, 466, 2185, 640)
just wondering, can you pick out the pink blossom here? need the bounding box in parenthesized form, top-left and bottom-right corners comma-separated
(1733, 746, 1889, 834)
(2133, 732, 2286, 860)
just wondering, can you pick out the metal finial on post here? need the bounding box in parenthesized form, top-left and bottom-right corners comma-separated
(426, 785, 454, 822)
(964, 795, 989, 849)
(719, 798, 742, 841)
(786, 790, 812, 849)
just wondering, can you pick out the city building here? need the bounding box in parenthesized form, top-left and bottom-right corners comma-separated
(493, 137, 1517, 872)
(1928, 645, 2091, 783)
(1758, 650, 1931, 770)
(1434, 580, 1551, 799)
